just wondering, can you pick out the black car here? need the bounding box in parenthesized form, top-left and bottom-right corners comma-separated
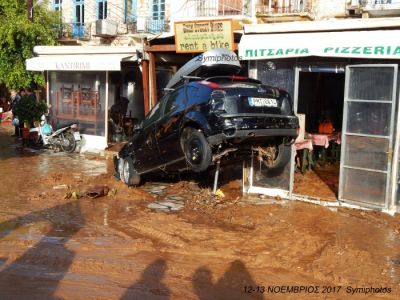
(114, 75, 299, 186)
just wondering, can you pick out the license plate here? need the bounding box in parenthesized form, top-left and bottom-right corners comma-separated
(248, 97, 278, 107)
(73, 132, 81, 141)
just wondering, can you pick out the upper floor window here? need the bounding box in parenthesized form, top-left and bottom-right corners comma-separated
(152, 0, 165, 20)
(97, 0, 107, 20)
(53, 0, 62, 11)
(125, 0, 137, 23)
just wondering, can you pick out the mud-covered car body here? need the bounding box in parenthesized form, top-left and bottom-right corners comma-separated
(114, 75, 299, 186)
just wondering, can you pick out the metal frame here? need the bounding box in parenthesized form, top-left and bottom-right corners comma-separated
(390, 74, 400, 212)
(290, 65, 345, 199)
(339, 64, 398, 209)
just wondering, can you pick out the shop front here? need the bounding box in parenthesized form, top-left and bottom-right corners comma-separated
(26, 46, 142, 152)
(239, 27, 400, 213)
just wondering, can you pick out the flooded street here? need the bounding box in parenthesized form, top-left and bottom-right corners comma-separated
(0, 123, 399, 299)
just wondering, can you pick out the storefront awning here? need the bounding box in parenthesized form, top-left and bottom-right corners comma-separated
(26, 54, 136, 71)
(239, 30, 400, 60)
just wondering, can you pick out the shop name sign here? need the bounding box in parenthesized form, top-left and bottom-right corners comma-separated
(243, 46, 400, 59)
(175, 19, 233, 53)
(55, 62, 91, 70)
(239, 31, 400, 60)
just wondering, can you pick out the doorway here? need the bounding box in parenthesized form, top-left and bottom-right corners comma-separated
(293, 69, 345, 201)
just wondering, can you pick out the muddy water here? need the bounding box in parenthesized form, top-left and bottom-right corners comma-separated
(0, 123, 399, 299)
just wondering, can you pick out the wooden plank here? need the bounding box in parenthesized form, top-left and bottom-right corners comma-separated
(149, 52, 157, 105)
(141, 59, 150, 116)
(145, 44, 176, 52)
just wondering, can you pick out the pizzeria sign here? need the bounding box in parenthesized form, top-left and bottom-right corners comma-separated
(239, 30, 400, 60)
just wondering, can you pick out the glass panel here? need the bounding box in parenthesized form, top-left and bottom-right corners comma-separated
(348, 67, 394, 101)
(76, 6, 81, 23)
(98, 3, 103, 19)
(49, 72, 108, 136)
(344, 135, 389, 171)
(342, 168, 386, 205)
(346, 102, 391, 136)
(252, 156, 291, 191)
(256, 59, 296, 99)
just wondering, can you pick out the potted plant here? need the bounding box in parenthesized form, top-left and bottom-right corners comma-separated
(15, 96, 48, 139)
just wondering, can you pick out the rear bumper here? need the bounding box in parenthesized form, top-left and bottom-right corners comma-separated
(207, 128, 298, 145)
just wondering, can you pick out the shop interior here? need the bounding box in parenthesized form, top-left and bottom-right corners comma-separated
(293, 70, 345, 201)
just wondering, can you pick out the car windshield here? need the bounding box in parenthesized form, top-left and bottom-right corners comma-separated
(141, 101, 161, 128)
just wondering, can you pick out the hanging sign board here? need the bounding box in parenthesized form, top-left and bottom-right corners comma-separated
(175, 19, 234, 53)
(239, 30, 400, 60)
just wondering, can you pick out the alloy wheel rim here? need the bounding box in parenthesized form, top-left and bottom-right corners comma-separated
(189, 139, 202, 164)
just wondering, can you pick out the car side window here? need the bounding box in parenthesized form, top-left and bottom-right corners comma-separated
(163, 86, 187, 116)
(142, 101, 162, 129)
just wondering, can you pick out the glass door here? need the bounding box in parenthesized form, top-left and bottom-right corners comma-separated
(339, 65, 398, 209)
(73, 0, 85, 38)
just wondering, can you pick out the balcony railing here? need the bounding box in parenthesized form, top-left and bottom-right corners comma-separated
(256, 0, 312, 15)
(126, 16, 170, 33)
(181, 0, 252, 17)
(56, 23, 92, 40)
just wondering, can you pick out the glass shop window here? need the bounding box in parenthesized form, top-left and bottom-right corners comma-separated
(49, 71, 110, 136)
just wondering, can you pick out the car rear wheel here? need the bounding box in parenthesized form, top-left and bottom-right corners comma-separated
(122, 157, 141, 186)
(181, 127, 212, 172)
(256, 142, 291, 171)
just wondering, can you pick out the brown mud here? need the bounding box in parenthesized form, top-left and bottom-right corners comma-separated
(0, 123, 399, 299)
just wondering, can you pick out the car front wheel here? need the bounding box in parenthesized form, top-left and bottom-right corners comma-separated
(181, 127, 212, 172)
(122, 157, 141, 186)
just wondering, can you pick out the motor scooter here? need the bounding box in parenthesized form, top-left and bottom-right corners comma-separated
(29, 115, 81, 153)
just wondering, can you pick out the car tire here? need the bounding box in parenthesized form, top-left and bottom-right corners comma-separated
(122, 157, 141, 186)
(181, 127, 212, 172)
(266, 142, 291, 171)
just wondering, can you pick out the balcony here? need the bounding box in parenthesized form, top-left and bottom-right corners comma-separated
(56, 23, 92, 41)
(256, 0, 313, 21)
(360, 0, 400, 17)
(126, 17, 170, 34)
(180, 0, 252, 17)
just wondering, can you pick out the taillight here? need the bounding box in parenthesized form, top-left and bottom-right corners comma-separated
(199, 80, 221, 89)
(210, 90, 226, 112)
(281, 96, 292, 115)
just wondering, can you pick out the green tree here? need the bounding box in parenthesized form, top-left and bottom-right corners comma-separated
(0, 0, 59, 89)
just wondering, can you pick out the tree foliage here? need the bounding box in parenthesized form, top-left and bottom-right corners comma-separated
(0, 0, 59, 89)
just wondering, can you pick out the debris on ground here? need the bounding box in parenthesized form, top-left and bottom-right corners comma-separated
(85, 185, 110, 198)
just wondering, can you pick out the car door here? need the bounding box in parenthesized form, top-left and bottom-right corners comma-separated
(156, 86, 188, 166)
(134, 101, 163, 173)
